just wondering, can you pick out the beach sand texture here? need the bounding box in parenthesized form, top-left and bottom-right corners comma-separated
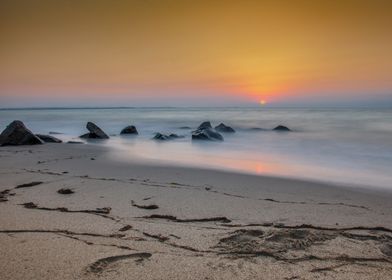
(1, 143, 391, 279)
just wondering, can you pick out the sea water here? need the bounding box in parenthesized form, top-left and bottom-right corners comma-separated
(1, 107, 391, 189)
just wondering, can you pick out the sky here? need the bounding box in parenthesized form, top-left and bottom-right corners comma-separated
(0, 0, 391, 107)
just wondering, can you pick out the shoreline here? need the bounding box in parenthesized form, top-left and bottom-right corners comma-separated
(1, 143, 391, 279)
(108, 146, 392, 195)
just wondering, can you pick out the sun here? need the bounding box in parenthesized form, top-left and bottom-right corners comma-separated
(259, 100, 267, 106)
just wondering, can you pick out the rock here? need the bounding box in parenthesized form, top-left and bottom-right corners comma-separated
(80, 122, 109, 139)
(215, 123, 235, 133)
(197, 121, 212, 130)
(36, 134, 62, 143)
(178, 126, 191, 129)
(49, 131, 63, 135)
(153, 133, 170, 141)
(67, 141, 84, 144)
(0, 120, 44, 146)
(249, 127, 267, 131)
(169, 133, 183, 139)
(79, 133, 94, 139)
(153, 133, 183, 141)
(120, 125, 138, 135)
(87, 122, 110, 138)
(273, 125, 291, 132)
(192, 128, 224, 141)
(192, 121, 223, 141)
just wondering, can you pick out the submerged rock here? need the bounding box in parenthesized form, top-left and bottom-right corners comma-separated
(197, 121, 212, 130)
(273, 125, 291, 132)
(153, 133, 183, 141)
(67, 141, 84, 144)
(80, 122, 109, 139)
(36, 134, 62, 143)
(120, 125, 138, 135)
(249, 127, 267, 131)
(192, 128, 224, 141)
(192, 122, 224, 141)
(0, 120, 44, 146)
(80, 133, 94, 139)
(215, 123, 235, 133)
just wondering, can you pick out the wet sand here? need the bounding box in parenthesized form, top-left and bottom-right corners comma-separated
(0, 143, 391, 279)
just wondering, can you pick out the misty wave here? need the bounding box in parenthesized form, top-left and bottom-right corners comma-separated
(1, 107, 391, 189)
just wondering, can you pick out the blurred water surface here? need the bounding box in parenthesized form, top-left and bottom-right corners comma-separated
(1, 107, 391, 189)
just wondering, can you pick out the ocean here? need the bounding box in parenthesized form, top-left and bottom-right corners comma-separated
(1, 107, 391, 189)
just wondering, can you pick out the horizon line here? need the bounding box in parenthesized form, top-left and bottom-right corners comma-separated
(1, 105, 391, 110)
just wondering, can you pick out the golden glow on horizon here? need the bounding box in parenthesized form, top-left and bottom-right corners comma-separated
(0, 0, 391, 105)
(260, 100, 267, 106)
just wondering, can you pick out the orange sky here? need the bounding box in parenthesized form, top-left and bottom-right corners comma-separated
(0, 0, 391, 107)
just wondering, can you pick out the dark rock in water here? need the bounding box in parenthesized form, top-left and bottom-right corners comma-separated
(80, 133, 98, 139)
(87, 122, 110, 138)
(192, 121, 224, 141)
(153, 133, 183, 141)
(80, 122, 109, 139)
(0, 120, 44, 146)
(249, 127, 267, 131)
(273, 125, 291, 132)
(57, 188, 74, 195)
(169, 133, 183, 139)
(153, 133, 170, 141)
(179, 126, 191, 129)
(120, 125, 138, 135)
(36, 134, 62, 143)
(197, 121, 212, 130)
(49, 131, 63, 135)
(215, 123, 235, 133)
(67, 141, 84, 144)
(192, 128, 224, 141)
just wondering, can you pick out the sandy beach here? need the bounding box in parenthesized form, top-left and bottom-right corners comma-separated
(0, 143, 391, 279)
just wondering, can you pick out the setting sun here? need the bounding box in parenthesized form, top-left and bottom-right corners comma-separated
(260, 100, 267, 106)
